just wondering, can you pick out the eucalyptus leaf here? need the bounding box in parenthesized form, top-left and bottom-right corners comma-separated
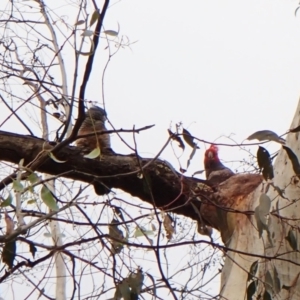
(90, 10, 100, 27)
(81, 29, 94, 37)
(84, 147, 100, 159)
(13, 179, 24, 192)
(49, 152, 66, 163)
(168, 129, 185, 150)
(247, 260, 258, 281)
(247, 130, 285, 144)
(104, 30, 118, 36)
(286, 229, 297, 251)
(283, 146, 300, 178)
(40, 185, 59, 211)
(182, 128, 199, 149)
(247, 280, 257, 300)
(1, 193, 13, 207)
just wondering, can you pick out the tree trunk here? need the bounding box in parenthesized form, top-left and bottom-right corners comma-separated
(220, 98, 300, 299)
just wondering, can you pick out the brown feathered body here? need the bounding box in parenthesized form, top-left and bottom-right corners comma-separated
(204, 145, 234, 185)
(76, 106, 112, 154)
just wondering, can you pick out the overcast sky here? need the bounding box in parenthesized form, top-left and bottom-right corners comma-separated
(2, 0, 300, 298)
(78, 0, 300, 176)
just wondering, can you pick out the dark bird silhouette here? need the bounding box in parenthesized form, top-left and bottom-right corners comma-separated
(76, 106, 113, 154)
(204, 144, 234, 186)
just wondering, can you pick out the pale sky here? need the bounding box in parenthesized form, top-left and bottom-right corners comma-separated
(87, 0, 300, 176)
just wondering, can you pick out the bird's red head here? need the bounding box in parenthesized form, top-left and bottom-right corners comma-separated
(204, 144, 220, 164)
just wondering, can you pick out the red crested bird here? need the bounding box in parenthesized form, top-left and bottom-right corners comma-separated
(204, 145, 234, 186)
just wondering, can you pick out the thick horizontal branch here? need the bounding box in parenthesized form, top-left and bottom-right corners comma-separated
(0, 131, 262, 239)
(0, 131, 206, 220)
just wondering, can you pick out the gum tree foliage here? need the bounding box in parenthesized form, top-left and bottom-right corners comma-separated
(0, 1, 300, 300)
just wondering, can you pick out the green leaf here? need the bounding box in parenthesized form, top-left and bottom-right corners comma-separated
(75, 20, 85, 26)
(283, 146, 300, 178)
(247, 260, 259, 281)
(40, 185, 59, 211)
(104, 30, 118, 36)
(286, 229, 297, 251)
(84, 147, 100, 159)
(27, 199, 37, 205)
(90, 10, 100, 27)
(1, 193, 13, 207)
(27, 173, 39, 184)
(81, 29, 94, 37)
(13, 179, 24, 192)
(49, 152, 66, 163)
(134, 227, 154, 238)
(247, 130, 285, 144)
(265, 270, 274, 295)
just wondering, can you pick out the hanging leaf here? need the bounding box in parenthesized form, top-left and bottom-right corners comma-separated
(27, 173, 40, 184)
(2, 240, 16, 269)
(29, 242, 37, 259)
(81, 30, 94, 37)
(104, 30, 118, 36)
(247, 260, 259, 281)
(283, 146, 300, 178)
(192, 170, 205, 176)
(273, 266, 281, 294)
(257, 146, 274, 180)
(247, 130, 285, 144)
(247, 280, 257, 300)
(182, 128, 199, 149)
(40, 185, 59, 211)
(168, 129, 185, 150)
(286, 229, 297, 251)
(254, 207, 264, 238)
(75, 20, 85, 26)
(134, 226, 154, 238)
(49, 152, 66, 163)
(265, 270, 274, 295)
(89, 10, 100, 27)
(258, 194, 271, 225)
(1, 193, 13, 207)
(84, 147, 100, 159)
(186, 144, 198, 170)
(263, 290, 272, 300)
(13, 179, 24, 192)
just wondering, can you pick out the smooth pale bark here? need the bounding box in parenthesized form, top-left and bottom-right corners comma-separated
(220, 98, 300, 299)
